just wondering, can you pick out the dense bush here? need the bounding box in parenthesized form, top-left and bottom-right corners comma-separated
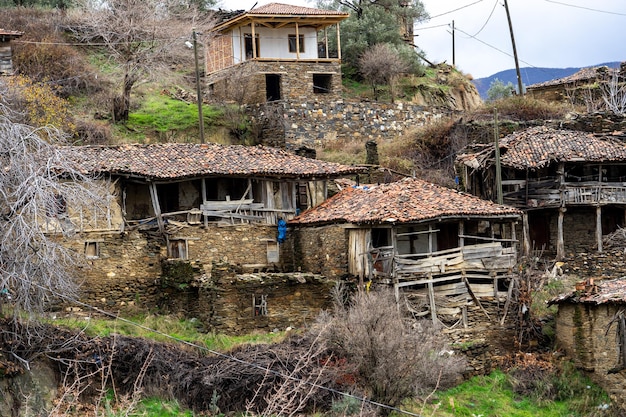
(321, 288, 466, 414)
(0, 7, 101, 98)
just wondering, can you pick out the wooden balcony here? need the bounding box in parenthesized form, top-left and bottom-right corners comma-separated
(503, 179, 626, 208)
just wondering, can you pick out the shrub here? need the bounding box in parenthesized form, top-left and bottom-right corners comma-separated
(322, 288, 466, 414)
(4, 75, 76, 135)
(1, 7, 101, 98)
(476, 95, 570, 121)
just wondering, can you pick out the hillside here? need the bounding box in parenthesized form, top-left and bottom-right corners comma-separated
(473, 61, 622, 98)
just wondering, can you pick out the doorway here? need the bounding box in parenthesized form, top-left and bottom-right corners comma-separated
(266, 74, 281, 101)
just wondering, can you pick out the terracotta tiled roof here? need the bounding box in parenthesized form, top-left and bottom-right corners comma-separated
(459, 126, 626, 171)
(550, 278, 626, 305)
(214, 2, 348, 31)
(249, 3, 348, 16)
(498, 126, 626, 169)
(289, 177, 521, 226)
(0, 29, 23, 38)
(59, 143, 364, 180)
(527, 66, 615, 89)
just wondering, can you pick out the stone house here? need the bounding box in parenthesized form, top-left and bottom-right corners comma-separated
(550, 278, 626, 412)
(526, 63, 625, 105)
(54, 143, 363, 331)
(457, 126, 626, 259)
(206, 3, 348, 104)
(287, 177, 523, 328)
(0, 29, 23, 75)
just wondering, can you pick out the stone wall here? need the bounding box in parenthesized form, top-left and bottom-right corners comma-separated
(249, 100, 448, 149)
(555, 303, 626, 412)
(284, 225, 349, 279)
(67, 224, 281, 312)
(207, 60, 343, 105)
(193, 265, 335, 334)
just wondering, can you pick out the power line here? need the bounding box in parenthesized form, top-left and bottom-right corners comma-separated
(22, 281, 424, 417)
(414, 23, 450, 31)
(470, 0, 499, 37)
(428, 0, 484, 19)
(544, 0, 626, 16)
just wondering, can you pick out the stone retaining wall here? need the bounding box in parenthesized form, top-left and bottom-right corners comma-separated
(248, 100, 450, 148)
(555, 303, 626, 412)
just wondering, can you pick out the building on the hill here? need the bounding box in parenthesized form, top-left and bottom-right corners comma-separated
(550, 278, 626, 411)
(526, 63, 625, 104)
(206, 3, 348, 104)
(287, 177, 523, 327)
(0, 29, 23, 75)
(457, 126, 626, 259)
(50, 143, 363, 322)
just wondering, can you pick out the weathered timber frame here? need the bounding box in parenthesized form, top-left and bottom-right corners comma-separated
(346, 215, 519, 327)
(463, 159, 626, 259)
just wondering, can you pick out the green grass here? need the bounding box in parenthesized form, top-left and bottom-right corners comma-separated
(51, 313, 286, 352)
(403, 368, 612, 417)
(126, 95, 222, 136)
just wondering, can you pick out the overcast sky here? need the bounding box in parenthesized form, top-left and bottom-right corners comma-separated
(216, 0, 626, 79)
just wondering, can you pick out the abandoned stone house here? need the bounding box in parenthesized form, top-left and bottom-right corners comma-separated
(287, 177, 523, 329)
(53, 142, 363, 332)
(0, 29, 23, 75)
(526, 63, 625, 104)
(550, 278, 626, 412)
(206, 3, 348, 104)
(457, 126, 626, 260)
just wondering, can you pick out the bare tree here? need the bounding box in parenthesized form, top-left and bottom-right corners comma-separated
(359, 43, 408, 103)
(67, 0, 216, 122)
(601, 69, 626, 116)
(0, 81, 108, 318)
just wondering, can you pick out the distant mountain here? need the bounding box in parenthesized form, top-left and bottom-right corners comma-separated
(472, 62, 622, 99)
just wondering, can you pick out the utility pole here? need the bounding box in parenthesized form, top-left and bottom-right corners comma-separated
(192, 28, 205, 144)
(451, 20, 455, 67)
(494, 108, 503, 205)
(503, 0, 524, 95)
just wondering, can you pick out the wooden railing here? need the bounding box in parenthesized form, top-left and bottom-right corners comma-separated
(503, 179, 626, 207)
(368, 241, 517, 284)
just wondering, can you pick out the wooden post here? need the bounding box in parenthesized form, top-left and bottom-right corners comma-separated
(597, 206, 603, 253)
(324, 27, 329, 59)
(427, 280, 437, 327)
(522, 213, 530, 256)
(557, 208, 565, 260)
(295, 23, 300, 60)
(459, 220, 464, 248)
(336, 23, 342, 60)
(201, 178, 208, 228)
(428, 224, 433, 254)
(148, 182, 165, 234)
(251, 22, 257, 58)
(511, 220, 517, 253)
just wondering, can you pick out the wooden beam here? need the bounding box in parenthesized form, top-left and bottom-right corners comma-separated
(427, 280, 437, 327)
(148, 182, 165, 234)
(597, 206, 603, 253)
(522, 212, 530, 256)
(557, 207, 565, 260)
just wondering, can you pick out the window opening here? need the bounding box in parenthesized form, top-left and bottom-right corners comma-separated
(167, 238, 188, 260)
(288, 34, 305, 53)
(253, 294, 268, 316)
(244, 33, 260, 59)
(313, 74, 332, 94)
(84, 241, 100, 259)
